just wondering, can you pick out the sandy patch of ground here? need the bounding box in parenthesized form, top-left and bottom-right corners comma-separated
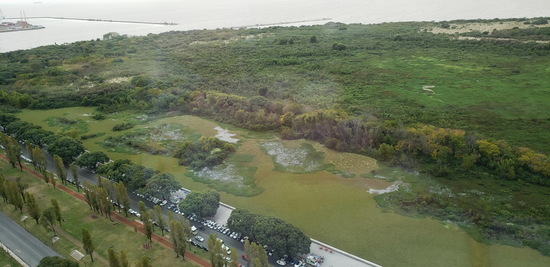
(428, 21, 550, 34)
(105, 76, 132, 83)
(457, 36, 550, 43)
(215, 126, 239, 143)
(367, 181, 403, 195)
(189, 33, 267, 46)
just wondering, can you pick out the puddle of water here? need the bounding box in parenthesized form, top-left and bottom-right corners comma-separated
(214, 126, 239, 143)
(367, 181, 402, 195)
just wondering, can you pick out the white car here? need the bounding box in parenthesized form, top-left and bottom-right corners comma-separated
(276, 259, 286, 266)
(195, 236, 204, 242)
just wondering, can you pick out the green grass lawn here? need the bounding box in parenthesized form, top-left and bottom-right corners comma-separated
(0, 161, 200, 267)
(0, 252, 19, 267)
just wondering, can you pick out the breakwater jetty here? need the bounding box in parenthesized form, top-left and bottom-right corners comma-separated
(232, 17, 332, 29)
(6, 16, 177, 26)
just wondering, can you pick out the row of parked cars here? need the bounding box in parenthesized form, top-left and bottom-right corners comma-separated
(127, 208, 141, 218)
(135, 192, 167, 206)
(196, 217, 245, 242)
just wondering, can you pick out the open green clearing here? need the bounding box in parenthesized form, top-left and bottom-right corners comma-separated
(0, 160, 201, 267)
(15, 107, 550, 267)
(0, 252, 19, 267)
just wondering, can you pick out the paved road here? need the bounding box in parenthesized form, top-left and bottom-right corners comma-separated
(0, 212, 59, 267)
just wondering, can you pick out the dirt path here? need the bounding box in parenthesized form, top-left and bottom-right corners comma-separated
(0, 154, 211, 267)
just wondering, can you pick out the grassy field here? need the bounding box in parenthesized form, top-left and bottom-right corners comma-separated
(0, 252, 19, 267)
(0, 161, 201, 267)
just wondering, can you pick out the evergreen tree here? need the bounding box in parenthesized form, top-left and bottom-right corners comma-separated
(117, 182, 130, 216)
(25, 192, 40, 223)
(143, 212, 153, 242)
(70, 163, 80, 192)
(5, 135, 22, 171)
(40, 207, 56, 235)
(6, 181, 23, 212)
(154, 205, 166, 236)
(119, 250, 129, 267)
(136, 256, 151, 267)
(0, 174, 6, 202)
(51, 198, 62, 224)
(54, 155, 67, 184)
(82, 228, 95, 262)
(108, 247, 120, 267)
(33, 147, 47, 173)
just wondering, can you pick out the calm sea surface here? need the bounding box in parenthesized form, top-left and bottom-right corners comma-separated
(1, 0, 549, 52)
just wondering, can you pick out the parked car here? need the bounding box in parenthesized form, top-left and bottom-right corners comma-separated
(195, 236, 204, 242)
(276, 259, 286, 266)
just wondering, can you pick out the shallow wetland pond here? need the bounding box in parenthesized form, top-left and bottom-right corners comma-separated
(18, 107, 550, 267)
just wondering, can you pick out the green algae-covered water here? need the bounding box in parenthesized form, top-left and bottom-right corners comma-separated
(18, 107, 550, 267)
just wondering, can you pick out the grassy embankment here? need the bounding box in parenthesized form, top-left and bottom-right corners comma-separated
(0, 252, 19, 267)
(0, 160, 202, 266)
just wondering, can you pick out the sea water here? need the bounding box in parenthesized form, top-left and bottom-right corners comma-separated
(1, 0, 549, 52)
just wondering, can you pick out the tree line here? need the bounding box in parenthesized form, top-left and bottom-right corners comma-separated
(173, 91, 550, 186)
(0, 114, 182, 197)
(227, 208, 311, 259)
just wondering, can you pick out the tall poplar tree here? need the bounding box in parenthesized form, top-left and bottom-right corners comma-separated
(40, 207, 56, 234)
(54, 155, 67, 185)
(119, 250, 129, 267)
(6, 136, 22, 171)
(117, 182, 130, 216)
(51, 198, 62, 225)
(25, 192, 40, 223)
(154, 205, 166, 236)
(82, 228, 95, 262)
(108, 248, 120, 267)
(70, 163, 80, 191)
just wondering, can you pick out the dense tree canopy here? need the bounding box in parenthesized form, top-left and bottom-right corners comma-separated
(145, 173, 180, 199)
(76, 151, 110, 172)
(179, 190, 220, 218)
(227, 208, 310, 258)
(47, 137, 85, 163)
(174, 136, 236, 170)
(38, 256, 78, 267)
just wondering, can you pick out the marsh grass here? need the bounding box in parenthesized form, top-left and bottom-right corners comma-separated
(45, 116, 88, 134)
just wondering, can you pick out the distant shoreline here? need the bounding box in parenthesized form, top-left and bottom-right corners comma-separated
(5, 16, 178, 26)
